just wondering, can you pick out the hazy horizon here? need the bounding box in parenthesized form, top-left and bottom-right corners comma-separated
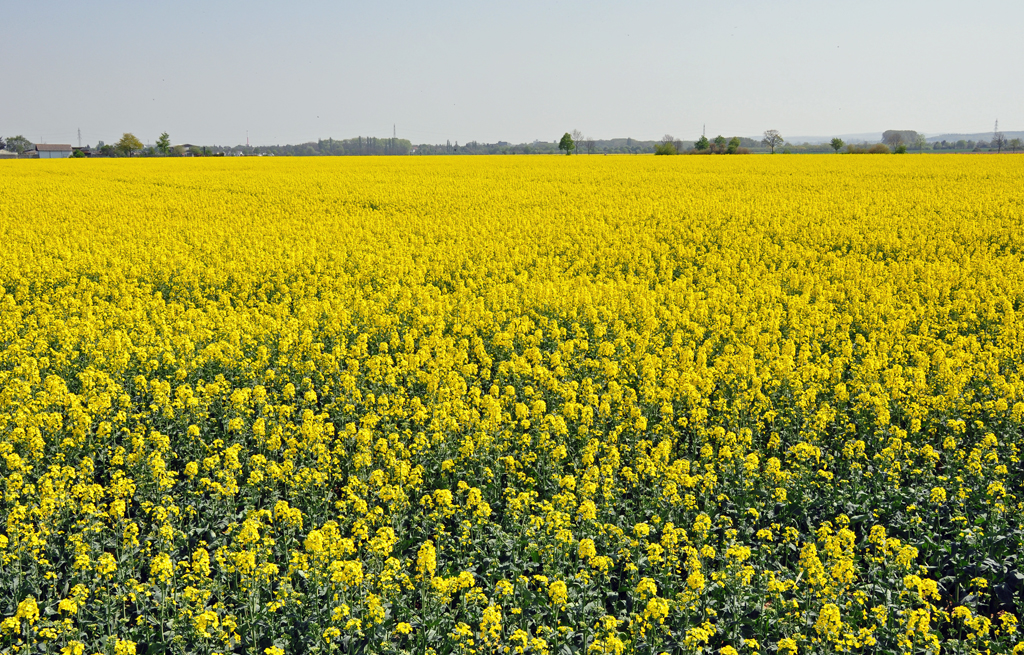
(4, 1, 1022, 147)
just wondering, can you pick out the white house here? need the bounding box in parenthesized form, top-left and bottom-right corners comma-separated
(36, 144, 73, 159)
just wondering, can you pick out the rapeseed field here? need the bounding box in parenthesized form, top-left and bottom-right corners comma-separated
(1, 155, 1023, 654)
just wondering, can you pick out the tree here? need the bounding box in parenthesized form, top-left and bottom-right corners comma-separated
(762, 129, 783, 154)
(571, 130, 583, 155)
(116, 133, 144, 157)
(882, 130, 918, 152)
(584, 137, 596, 155)
(1009, 138, 1022, 153)
(992, 130, 1007, 153)
(655, 135, 677, 155)
(6, 135, 32, 154)
(914, 134, 928, 151)
(558, 132, 574, 155)
(694, 135, 710, 151)
(156, 132, 171, 155)
(0, 136, 5, 151)
(727, 137, 741, 154)
(830, 137, 845, 153)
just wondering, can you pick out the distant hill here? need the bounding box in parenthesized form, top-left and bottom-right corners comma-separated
(775, 130, 1024, 145)
(925, 131, 1024, 143)
(781, 133, 883, 145)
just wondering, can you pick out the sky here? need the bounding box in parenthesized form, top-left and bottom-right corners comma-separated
(3, 0, 1023, 147)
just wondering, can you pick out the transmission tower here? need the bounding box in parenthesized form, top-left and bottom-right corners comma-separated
(78, 128, 82, 148)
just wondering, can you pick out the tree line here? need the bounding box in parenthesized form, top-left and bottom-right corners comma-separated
(619, 130, 782, 155)
(6, 128, 1021, 158)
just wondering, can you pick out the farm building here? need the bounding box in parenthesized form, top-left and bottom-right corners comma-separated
(36, 144, 73, 158)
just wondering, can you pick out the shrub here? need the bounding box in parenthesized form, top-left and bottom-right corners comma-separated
(846, 144, 892, 154)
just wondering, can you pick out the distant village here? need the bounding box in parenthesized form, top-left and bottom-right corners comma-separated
(0, 143, 236, 159)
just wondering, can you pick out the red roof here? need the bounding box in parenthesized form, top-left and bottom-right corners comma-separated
(36, 144, 73, 151)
